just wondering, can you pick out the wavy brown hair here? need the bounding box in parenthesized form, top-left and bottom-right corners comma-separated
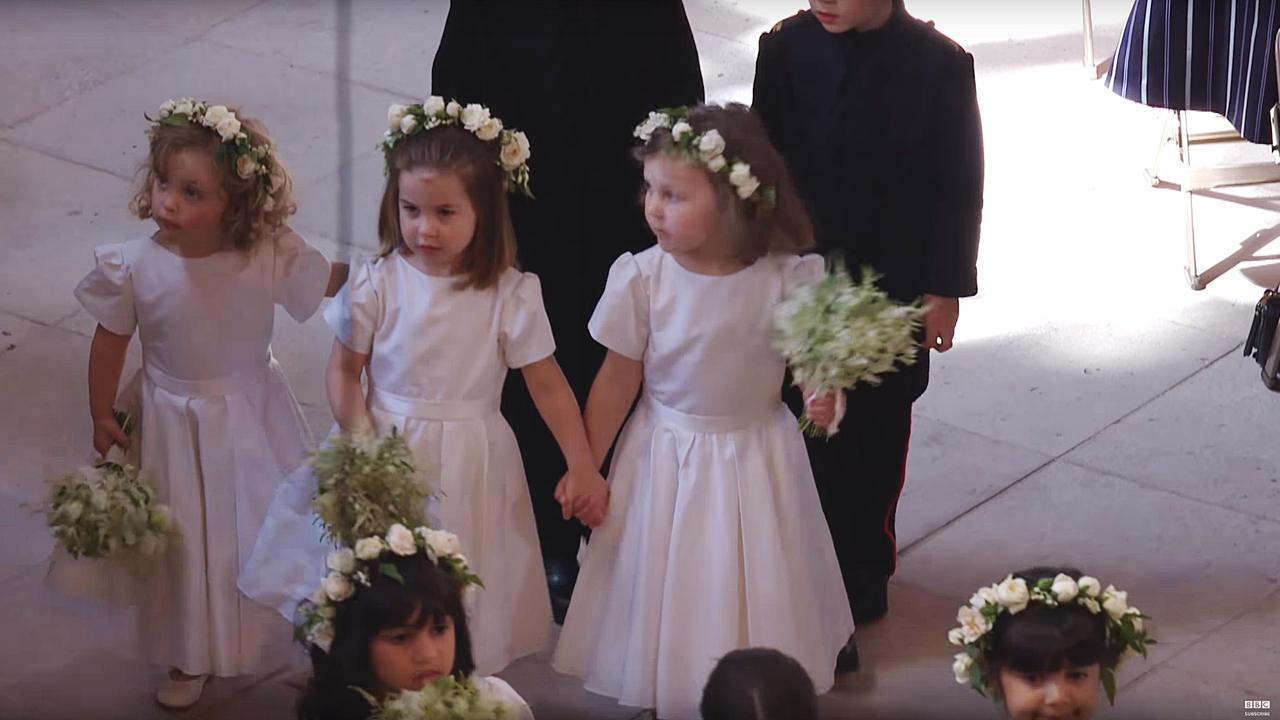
(634, 103, 813, 263)
(377, 124, 516, 290)
(129, 107, 296, 251)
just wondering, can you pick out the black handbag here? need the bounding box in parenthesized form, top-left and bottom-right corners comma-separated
(1244, 287, 1280, 391)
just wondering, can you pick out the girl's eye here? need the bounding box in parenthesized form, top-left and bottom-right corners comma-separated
(430, 622, 450, 636)
(400, 204, 419, 216)
(388, 631, 414, 644)
(1067, 670, 1089, 681)
(185, 188, 201, 200)
(438, 208, 454, 217)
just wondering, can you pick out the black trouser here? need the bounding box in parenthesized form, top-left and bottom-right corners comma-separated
(787, 382, 914, 614)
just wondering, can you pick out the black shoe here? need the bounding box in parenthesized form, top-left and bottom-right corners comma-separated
(835, 637, 860, 674)
(545, 557, 579, 625)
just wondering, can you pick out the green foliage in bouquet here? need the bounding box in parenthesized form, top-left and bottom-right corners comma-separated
(773, 263, 926, 436)
(311, 429, 430, 547)
(363, 675, 508, 720)
(47, 460, 172, 559)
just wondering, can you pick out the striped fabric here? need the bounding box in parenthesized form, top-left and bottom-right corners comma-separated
(1106, 0, 1280, 144)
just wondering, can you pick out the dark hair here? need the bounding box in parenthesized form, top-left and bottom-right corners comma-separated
(983, 566, 1119, 694)
(699, 647, 818, 720)
(130, 107, 296, 251)
(296, 553, 476, 720)
(377, 124, 516, 290)
(633, 103, 814, 263)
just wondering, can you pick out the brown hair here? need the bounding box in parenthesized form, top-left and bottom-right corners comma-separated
(377, 124, 516, 290)
(634, 103, 813, 263)
(130, 107, 295, 251)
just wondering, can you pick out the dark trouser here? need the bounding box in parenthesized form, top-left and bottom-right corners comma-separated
(789, 382, 913, 616)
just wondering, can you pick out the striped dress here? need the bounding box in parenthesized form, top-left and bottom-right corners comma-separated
(1106, 0, 1280, 144)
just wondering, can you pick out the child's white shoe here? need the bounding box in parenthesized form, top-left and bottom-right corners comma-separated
(156, 671, 208, 709)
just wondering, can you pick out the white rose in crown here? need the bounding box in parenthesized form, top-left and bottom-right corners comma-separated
(970, 585, 999, 609)
(422, 528, 462, 559)
(956, 605, 989, 643)
(1051, 573, 1079, 603)
(460, 103, 490, 131)
(386, 523, 417, 556)
(388, 104, 409, 133)
(446, 100, 462, 118)
(697, 129, 726, 160)
(158, 99, 178, 117)
(995, 575, 1030, 614)
(1101, 586, 1129, 620)
(202, 105, 231, 128)
(173, 99, 195, 116)
(327, 548, 357, 574)
(215, 116, 241, 142)
(729, 162, 760, 199)
(499, 134, 530, 170)
(1126, 607, 1144, 633)
(422, 95, 446, 116)
(310, 585, 327, 605)
(670, 120, 693, 142)
(1077, 576, 1102, 598)
(952, 653, 973, 685)
(476, 117, 503, 141)
(309, 621, 334, 653)
(400, 114, 419, 134)
(236, 154, 258, 180)
(355, 536, 386, 561)
(706, 155, 727, 172)
(947, 628, 965, 646)
(322, 571, 355, 602)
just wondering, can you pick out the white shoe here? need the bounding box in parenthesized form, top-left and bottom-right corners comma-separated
(156, 672, 208, 709)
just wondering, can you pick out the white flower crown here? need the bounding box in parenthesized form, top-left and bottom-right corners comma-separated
(634, 107, 775, 209)
(147, 98, 279, 187)
(383, 97, 532, 197)
(949, 573, 1153, 705)
(296, 523, 482, 653)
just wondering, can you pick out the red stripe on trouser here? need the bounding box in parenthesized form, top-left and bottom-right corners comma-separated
(884, 415, 912, 576)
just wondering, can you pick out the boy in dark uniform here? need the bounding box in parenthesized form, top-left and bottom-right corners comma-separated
(432, 0, 704, 622)
(753, 0, 983, 661)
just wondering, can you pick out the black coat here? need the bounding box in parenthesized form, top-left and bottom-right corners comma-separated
(753, 5, 983, 402)
(431, 0, 704, 396)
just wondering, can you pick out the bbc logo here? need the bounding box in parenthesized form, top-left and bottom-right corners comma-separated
(1245, 700, 1272, 709)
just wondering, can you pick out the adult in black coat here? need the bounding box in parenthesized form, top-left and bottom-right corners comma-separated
(431, 0, 704, 621)
(753, 0, 983, 635)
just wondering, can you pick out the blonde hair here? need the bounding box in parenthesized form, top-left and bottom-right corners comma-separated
(376, 124, 516, 290)
(130, 108, 296, 251)
(634, 103, 814, 263)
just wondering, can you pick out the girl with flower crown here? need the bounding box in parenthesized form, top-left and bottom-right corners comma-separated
(296, 525, 533, 720)
(551, 103, 855, 720)
(54, 99, 346, 708)
(948, 567, 1153, 720)
(240, 97, 607, 677)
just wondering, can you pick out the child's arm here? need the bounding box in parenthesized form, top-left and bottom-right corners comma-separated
(521, 356, 610, 527)
(325, 338, 374, 435)
(582, 350, 643, 468)
(88, 324, 132, 457)
(325, 262, 350, 298)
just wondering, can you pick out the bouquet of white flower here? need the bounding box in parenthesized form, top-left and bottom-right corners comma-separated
(46, 458, 172, 559)
(311, 429, 430, 547)
(366, 676, 508, 720)
(773, 264, 925, 437)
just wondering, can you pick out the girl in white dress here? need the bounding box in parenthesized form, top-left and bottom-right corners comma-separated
(295, 526, 534, 720)
(240, 98, 607, 676)
(61, 99, 344, 708)
(552, 103, 855, 720)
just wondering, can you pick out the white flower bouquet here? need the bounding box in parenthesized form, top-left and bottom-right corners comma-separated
(46, 458, 172, 560)
(367, 676, 508, 720)
(311, 429, 430, 547)
(773, 264, 925, 437)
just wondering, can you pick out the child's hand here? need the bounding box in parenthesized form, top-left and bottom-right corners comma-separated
(805, 391, 839, 429)
(92, 415, 130, 458)
(555, 468, 609, 528)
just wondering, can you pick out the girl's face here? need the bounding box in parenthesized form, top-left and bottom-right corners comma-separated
(642, 154, 728, 266)
(150, 147, 228, 252)
(999, 665, 1102, 720)
(397, 166, 477, 276)
(369, 609, 456, 696)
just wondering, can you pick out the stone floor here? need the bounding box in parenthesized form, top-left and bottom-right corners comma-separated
(2, 1, 1279, 719)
